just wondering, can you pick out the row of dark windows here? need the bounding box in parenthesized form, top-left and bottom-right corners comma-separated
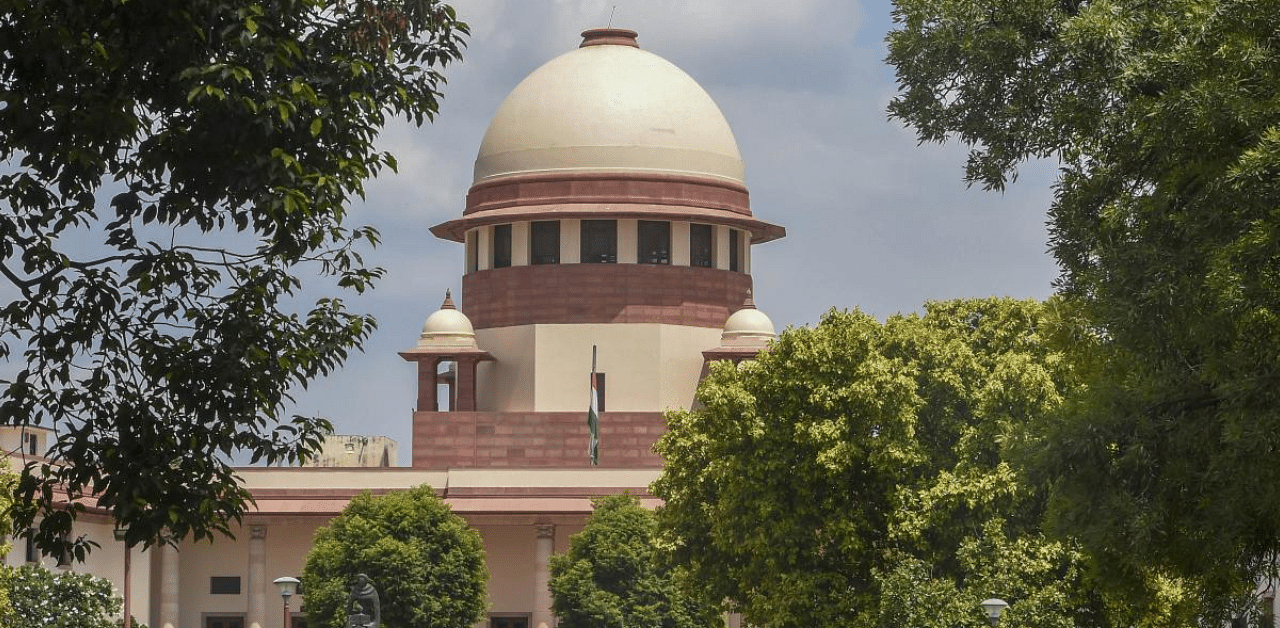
(209, 575, 304, 596)
(486, 220, 742, 269)
(206, 617, 307, 628)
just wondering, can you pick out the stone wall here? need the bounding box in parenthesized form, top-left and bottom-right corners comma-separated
(412, 411, 666, 468)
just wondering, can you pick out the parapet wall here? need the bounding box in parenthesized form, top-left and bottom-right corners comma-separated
(412, 411, 666, 468)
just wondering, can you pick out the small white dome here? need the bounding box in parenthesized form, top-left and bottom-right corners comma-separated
(721, 302, 775, 348)
(418, 291, 477, 349)
(473, 28, 744, 185)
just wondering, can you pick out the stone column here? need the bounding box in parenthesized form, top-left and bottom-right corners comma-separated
(247, 525, 267, 628)
(157, 542, 180, 628)
(455, 356, 480, 411)
(418, 357, 440, 412)
(532, 523, 556, 628)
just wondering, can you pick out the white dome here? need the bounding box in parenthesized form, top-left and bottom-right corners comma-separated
(721, 305, 775, 348)
(418, 292, 477, 349)
(473, 29, 744, 184)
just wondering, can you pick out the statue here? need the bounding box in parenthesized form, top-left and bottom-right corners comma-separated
(346, 573, 381, 628)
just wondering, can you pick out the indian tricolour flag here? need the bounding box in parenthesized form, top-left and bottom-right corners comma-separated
(588, 345, 599, 466)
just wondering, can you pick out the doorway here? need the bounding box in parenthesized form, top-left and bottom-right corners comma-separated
(205, 616, 244, 628)
(491, 615, 530, 628)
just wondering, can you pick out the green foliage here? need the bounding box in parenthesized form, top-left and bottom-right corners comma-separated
(549, 493, 722, 628)
(0, 470, 13, 619)
(887, 0, 1280, 611)
(654, 299, 1194, 628)
(0, 0, 467, 558)
(1, 564, 120, 628)
(301, 484, 487, 628)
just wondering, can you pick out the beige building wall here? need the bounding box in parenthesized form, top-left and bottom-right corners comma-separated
(512, 221, 530, 266)
(240, 467, 450, 491)
(180, 528, 250, 627)
(303, 435, 398, 468)
(715, 225, 731, 271)
(475, 325, 538, 412)
(474, 521, 584, 626)
(561, 219, 582, 264)
(480, 525, 538, 614)
(174, 519, 323, 628)
(671, 221, 691, 266)
(0, 425, 47, 461)
(474, 323, 720, 412)
(262, 520, 324, 625)
(78, 520, 155, 624)
(162, 465, 657, 628)
(478, 226, 493, 272)
(617, 219, 638, 264)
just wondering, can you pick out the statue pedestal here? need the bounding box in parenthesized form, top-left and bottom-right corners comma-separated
(347, 613, 371, 628)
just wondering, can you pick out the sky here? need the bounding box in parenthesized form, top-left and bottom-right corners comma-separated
(275, 0, 1064, 464)
(0, 1, 1063, 464)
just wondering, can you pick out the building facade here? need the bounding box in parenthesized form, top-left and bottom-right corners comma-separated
(3, 27, 782, 628)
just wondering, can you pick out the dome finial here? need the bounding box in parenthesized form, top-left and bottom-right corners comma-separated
(416, 291, 476, 349)
(721, 290, 775, 348)
(580, 28, 639, 48)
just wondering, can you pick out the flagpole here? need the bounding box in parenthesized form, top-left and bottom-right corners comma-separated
(588, 345, 599, 466)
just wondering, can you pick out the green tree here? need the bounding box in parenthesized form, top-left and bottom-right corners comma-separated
(301, 484, 487, 628)
(0, 0, 467, 558)
(549, 493, 721, 628)
(0, 470, 15, 620)
(886, 0, 1280, 610)
(653, 299, 1194, 628)
(2, 564, 120, 628)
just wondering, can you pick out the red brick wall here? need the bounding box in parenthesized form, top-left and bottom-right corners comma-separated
(411, 411, 667, 469)
(463, 263, 752, 329)
(465, 171, 751, 216)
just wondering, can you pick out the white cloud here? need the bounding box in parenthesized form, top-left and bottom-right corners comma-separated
(268, 0, 1063, 461)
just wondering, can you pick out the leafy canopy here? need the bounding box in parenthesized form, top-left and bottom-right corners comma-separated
(653, 299, 1198, 628)
(0, 470, 13, 620)
(1, 564, 120, 628)
(549, 493, 722, 628)
(0, 0, 466, 558)
(301, 484, 487, 628)
(887, 0, 1280, 607)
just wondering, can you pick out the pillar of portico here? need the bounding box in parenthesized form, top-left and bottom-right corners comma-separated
(532, 523, 556, 628)
(158, 542, 180, 628)
(247, 524, 267, 628)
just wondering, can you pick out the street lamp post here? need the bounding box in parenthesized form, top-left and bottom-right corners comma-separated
(273, 576, 300, 628)
(981, 598, 1009, 628)
(113, 528, 131, 628)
